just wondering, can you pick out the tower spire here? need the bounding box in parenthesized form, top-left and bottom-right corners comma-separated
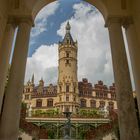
(61, 21, 74, 45)
(31, 74, 34, 84)
(66, 21, 71, 33)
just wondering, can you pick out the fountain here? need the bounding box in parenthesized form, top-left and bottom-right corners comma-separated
(63, 111, 72, 140)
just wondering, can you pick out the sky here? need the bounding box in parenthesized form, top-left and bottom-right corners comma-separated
(25, 0, 134, 88)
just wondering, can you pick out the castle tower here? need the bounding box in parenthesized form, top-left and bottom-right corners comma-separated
(56, 22, 80, 114)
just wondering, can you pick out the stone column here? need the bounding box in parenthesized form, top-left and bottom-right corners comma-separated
(0, 18, 32, 140)
(106, 17, 140, 140)
(0, 17, 7, 50)
(124, 18, 140, 115)
(0, 22, 16, 114)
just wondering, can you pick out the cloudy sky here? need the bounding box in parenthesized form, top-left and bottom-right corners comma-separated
(25, 0, 134, 88)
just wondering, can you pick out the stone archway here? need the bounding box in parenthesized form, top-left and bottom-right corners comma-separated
(31, 0, 108, 21)
(0, 0, 140, 140)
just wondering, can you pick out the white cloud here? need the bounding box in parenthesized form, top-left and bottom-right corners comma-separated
(25, 44, 58, 84)
(57, 2, 114, 85)
(31, 1, 60, 38)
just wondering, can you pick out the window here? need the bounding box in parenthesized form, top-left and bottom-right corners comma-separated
(25, 95, 29, 100)
(90, 100, 96, 108)
(66, 85, 69, 92)
(74, 86, 76, 93)
(66, 52, 69, 57)
(100, 93, 103, 98)
(36, 99, 42, 107)
(108, 102, 114, 110)
(96, 92, 99, 97)
(47, 99, 53, 107)
(26, 88, 30, 93)
(80, 99, 86, 107)
(104, 93, 108, 98)
(73, 96, 76, 102)
(111, 93, 116, 99)
(99, 101, 105, 108)
(60, 86, 62, 92)
(66, 95, 69, 102)
(66, 59, 69, 64)
(65, 107, 70, 112)
(59, 96, 62, 102)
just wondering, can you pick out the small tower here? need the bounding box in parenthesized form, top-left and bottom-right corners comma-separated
(37, 78, 44, 94)
(31, 74, 34, 84)
(56, 22, 79, 114)
(39, 78, 44, 87)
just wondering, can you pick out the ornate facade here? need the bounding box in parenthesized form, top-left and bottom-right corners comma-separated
(22, 23, 117, 114)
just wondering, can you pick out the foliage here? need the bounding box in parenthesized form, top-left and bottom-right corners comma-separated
(47, 129, 55, 139)
(33, 108, 60, 117)
(78, 109, 101, 118)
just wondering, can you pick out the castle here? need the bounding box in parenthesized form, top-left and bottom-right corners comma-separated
(22, 22, 117, 114)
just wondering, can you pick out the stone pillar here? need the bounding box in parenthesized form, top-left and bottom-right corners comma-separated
(0, 22, 16, 114)
(124, 18, 140, 115)
(0, 17, 7, 50)
(106, 17, 140, 140)
(0, 19, 32, 140)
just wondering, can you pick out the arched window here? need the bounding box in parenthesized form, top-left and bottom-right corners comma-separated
(90, 100, 96, 108)
(36, 99, 42, 107)
(47, 99, 53, 107)
(80, 99, 87, 107)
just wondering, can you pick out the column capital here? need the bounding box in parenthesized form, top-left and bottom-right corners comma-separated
(122, 16, 134, 29)
(8, 16, 34, 27)
(105, 16, 122, 27)
(105, 16, 133, 28)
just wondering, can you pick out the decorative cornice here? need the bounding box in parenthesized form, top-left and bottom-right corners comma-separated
(59, 57, 77, 62)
